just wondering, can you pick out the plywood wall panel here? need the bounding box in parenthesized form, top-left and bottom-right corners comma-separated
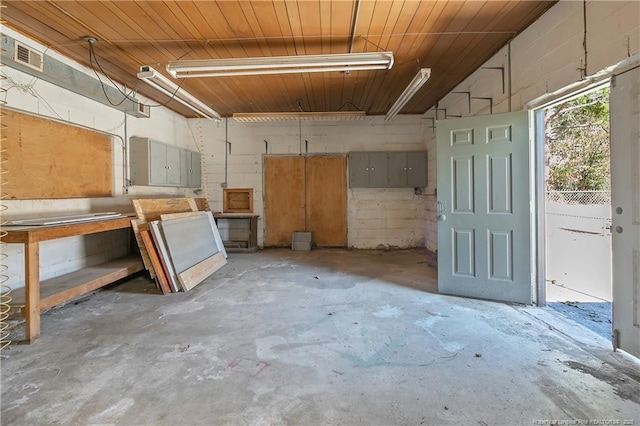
(3, 109, 112, 199)
(264, 156, 305, 247)
(305, 156, 347, 247)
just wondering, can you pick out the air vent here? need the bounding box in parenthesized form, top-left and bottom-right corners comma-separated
(137, 102, 150, 118)
(14, 41, 43, 72)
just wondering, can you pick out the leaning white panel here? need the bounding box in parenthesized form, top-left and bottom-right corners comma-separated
(160, 214, 221, 273)
(149, 220, 180, 292)
(205, 211, 228, 259)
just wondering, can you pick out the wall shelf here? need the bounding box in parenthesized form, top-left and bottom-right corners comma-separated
(213, 213, 259, 253)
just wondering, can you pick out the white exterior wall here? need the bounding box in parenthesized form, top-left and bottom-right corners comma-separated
(194, 116, 434, 249)
(2, 28, 200, 289)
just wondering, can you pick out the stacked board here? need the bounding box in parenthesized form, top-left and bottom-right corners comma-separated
(131, 198, 227, 293)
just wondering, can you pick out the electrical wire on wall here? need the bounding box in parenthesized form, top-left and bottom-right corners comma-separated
(0, 7, 13, 350)
(187, 119, 211, 210)
(224, 118, 230, 187)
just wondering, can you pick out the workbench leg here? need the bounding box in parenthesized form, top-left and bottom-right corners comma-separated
(250, 216, 258, 251)
(24, 241, 40, 343)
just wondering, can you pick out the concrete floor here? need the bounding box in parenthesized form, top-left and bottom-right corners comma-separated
(548, 302, 612, 340)
(2, 249, 639, 425)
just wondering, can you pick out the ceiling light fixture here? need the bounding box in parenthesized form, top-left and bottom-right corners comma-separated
(137, 65, 221, 121)
(385, 68, 431, 121)
(233, 111, 367, 123)
(166, 52, 394, 78)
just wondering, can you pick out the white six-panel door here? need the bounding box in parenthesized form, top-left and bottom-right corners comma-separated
(610, 66, 640, 357)
(437, 111, 532, 304)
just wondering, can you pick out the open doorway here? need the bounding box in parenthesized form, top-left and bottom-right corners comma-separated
(542, 85, 613, 339)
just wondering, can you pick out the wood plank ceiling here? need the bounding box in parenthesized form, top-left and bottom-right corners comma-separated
(1, 1, 556, 119)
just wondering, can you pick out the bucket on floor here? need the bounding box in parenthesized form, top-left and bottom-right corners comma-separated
(292, 231, 312, 251)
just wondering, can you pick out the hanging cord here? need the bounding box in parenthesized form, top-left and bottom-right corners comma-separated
(195, 119, 210, 208)
(0, 16, 13, 351)
(85, 38, 137, 107)
(85, 37, 190, 110)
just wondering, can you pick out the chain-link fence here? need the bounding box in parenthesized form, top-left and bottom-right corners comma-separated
(546, 190, 611, 205)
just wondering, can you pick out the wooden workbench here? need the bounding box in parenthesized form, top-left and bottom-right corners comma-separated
(2, 216, 144, 343)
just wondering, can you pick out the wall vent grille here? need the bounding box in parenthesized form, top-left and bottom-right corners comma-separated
(137, 102, 150, 118)
(14, 41, 43, 72)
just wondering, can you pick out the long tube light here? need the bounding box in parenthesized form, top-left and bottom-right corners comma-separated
(385, 68, 431, 121)
(137, 66, 221, 121)
(233, 111, 366, 122)
(166, 52, 394, 78)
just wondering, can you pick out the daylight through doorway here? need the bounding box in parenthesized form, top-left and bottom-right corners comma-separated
(542, 85, 613, 339)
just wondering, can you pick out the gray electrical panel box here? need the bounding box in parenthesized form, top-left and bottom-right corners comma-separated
(181, 149, 201, 188)
(348, 151, 427, 188)
(129, 136, 201, 187)
(348, 152, 389, 187)
(387, 151, 428, 187)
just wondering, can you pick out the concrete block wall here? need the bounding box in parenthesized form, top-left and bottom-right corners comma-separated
(419, 0, 639, 253)
(2, 28, 198, 289)
(197, 116, 433, 249)
(432, 1, 639, 118)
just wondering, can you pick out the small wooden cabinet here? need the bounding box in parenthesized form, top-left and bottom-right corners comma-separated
(213, 213, 259, 253)
(130, 136, 201, 188)
(222, 188, 254, 213)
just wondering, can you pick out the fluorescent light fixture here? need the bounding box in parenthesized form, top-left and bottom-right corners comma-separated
(233, 111, 366, 123)
(137, 65, 221, 121)
(385, 68, 431, 121)
(166, 52, 394, 78)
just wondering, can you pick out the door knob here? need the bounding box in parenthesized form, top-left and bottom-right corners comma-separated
(437, 200, 447, 222)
